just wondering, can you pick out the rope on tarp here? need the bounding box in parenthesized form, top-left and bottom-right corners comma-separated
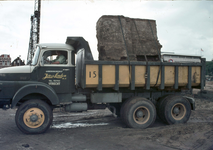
(118, 16, 130, 63)
(118, 16, 131, 86)
(133, 20, 149, 88)
(148, 20, 162, 87)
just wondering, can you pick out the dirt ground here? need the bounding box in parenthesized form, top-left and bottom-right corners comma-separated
(0, 81, 213, 150)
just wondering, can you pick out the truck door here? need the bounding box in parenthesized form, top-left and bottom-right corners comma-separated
(37, 50, 74, 94)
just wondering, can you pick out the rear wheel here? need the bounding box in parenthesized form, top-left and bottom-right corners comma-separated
(160, 95, 191, 124)
(122, 97, 156, 129)
(120, 98, 134, 121)
(15, 99, 53, 134)
(156, 95, 168, 123)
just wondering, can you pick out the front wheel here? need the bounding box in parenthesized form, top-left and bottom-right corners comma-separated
(122, 97, 156, 129)
(15, 99, 53, 134)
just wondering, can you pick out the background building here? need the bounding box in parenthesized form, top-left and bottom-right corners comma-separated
(11, 57, 25, 66)
(0, 54, 11, 69)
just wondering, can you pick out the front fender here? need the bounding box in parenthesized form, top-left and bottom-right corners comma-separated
(11, 83, 59, 108)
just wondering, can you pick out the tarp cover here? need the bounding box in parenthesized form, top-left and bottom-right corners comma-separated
(96, 15, 162, 61)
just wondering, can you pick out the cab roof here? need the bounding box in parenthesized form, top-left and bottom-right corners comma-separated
(37, 43, 74, 51)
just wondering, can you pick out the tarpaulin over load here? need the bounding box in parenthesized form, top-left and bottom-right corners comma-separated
(96, 15, 162, 61)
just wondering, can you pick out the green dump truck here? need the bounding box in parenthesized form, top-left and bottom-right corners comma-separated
(0, 37, 205, 134)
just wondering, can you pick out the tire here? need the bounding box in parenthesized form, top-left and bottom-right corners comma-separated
(120, 98, 134, 122)
(163, 96, 191, 125)
(15, 99, 53, 134)
(156, 95, 170, 123)
(122, 97, 156, 129)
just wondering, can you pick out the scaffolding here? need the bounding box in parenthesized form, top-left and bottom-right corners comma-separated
(27, 0, 41, 63)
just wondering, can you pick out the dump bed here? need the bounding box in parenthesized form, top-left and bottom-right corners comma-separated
(76, 48, 206, 91)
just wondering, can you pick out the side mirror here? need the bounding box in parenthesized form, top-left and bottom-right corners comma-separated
(40, 56, 44, 66)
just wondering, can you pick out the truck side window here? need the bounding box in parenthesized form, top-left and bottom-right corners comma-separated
(43, 50, 68, 65)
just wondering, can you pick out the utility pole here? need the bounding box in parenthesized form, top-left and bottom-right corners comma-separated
(27, 0, 41, 63)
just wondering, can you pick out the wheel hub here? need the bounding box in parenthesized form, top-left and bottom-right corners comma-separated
(136, 110, 143, 118)
(133, 106, 150, 125)
(30, 114, 39, 122)
(171, 103, 186, 120)
(173, 107, 180, 115)
(23, 108, 45, 128)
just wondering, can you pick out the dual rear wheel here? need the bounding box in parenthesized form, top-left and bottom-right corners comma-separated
(120, 97, 156, 128)
(120, 95, 191, 129)
(157, 95, 191, 125)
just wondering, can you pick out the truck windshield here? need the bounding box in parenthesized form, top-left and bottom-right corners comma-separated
(31, 46, 40, 66)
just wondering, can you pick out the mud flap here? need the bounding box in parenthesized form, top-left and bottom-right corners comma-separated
(183, 96, 195, 110)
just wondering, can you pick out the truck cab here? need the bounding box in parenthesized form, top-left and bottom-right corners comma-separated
(0, 43, 76, 109)
(33, 43, 76, 94)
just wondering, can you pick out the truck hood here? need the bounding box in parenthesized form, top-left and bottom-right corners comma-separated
(0, 65, 35, 73)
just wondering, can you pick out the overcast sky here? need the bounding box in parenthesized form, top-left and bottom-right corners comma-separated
(0, 1, 212, 62)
